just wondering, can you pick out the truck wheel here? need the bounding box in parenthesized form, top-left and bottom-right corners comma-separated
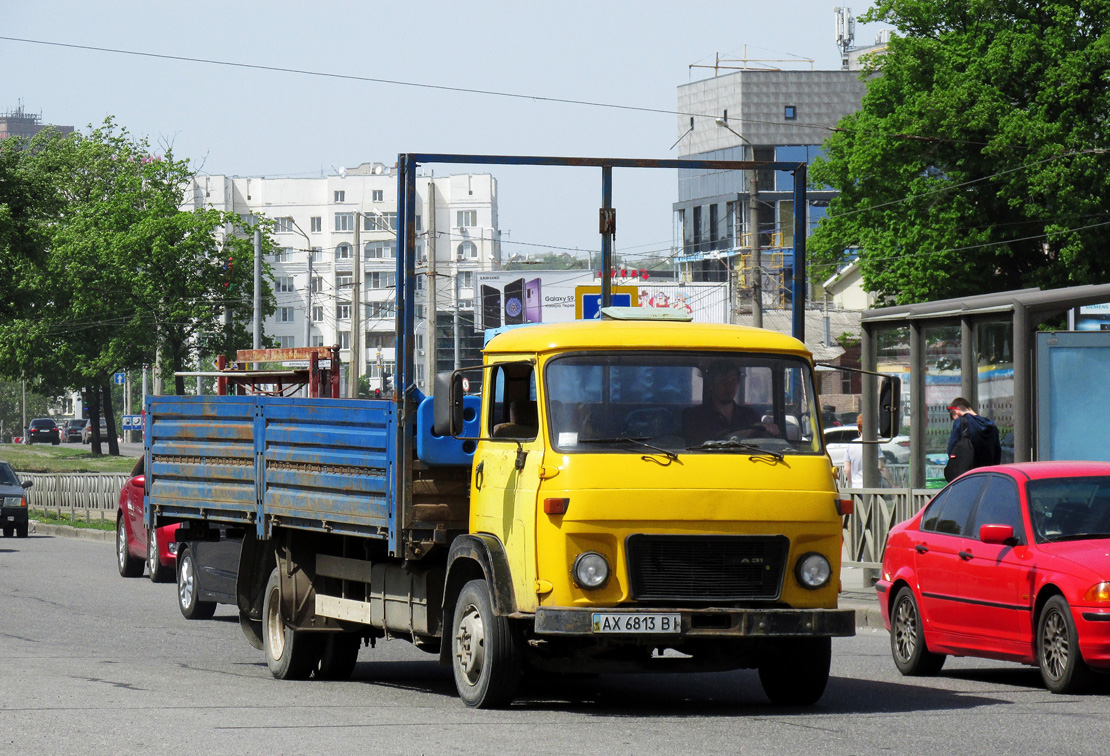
(315, 634, 361, 680)
(117, 517, 144, 577)
(262, 567, 320, 680)
(2, 526, 12, 538)
(757, 637, 832, 706)
(147, 526, 173, 583)
(451, 579, 521, 708)
(177, 547, 217, 620)
(16, 522, 27, 538)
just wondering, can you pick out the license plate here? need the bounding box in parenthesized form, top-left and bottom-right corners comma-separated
(5, 516, 13, 521)
(592, 612, 681, 634)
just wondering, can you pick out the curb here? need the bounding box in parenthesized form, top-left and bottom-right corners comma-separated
(29, 520, 114, 543)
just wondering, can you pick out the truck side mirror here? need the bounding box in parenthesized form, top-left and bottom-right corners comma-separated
(880, 376, 902, 438)
(433, 371, 466, 437)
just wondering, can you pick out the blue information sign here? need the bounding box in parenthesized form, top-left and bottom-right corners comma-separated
(581, 292, 632, 320)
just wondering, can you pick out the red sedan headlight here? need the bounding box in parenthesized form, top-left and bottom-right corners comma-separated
(1084, 582, 1110, 602)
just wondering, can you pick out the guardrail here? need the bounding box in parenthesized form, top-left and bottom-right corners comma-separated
(842, 487, 935, 572)
(18, 472, 128, 524)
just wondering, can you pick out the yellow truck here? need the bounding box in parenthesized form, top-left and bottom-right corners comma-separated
(433, 309, 853, 706)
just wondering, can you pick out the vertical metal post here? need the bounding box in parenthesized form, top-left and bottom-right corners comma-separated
(1013, 302, 1031, 462)
(791, 164, 807, 343)
(600, 165, 613, 308)
(253, 228, 262, 351)
(425, 181, 437, 391)
(860, 323, 878, 488)
(749, 170, 762, 328)
(351, 209, 361, 398)
(961, 317, 976, 408)
(910, 321, 926, 489)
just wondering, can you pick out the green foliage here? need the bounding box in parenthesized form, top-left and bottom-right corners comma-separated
(809, 0, 1110, 305)
(0, 118, 278, 441)
(0, 381, 54, 441)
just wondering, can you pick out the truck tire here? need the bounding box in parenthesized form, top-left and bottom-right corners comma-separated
(757, 637, 832, 706)
(315, 634, 361, 680)
(450, 579, 521, 708)
(262, 566, 320, 680)
(177, 546, 217, 620)
(117, 517, 144, 577)
(147, 526, 173, 583)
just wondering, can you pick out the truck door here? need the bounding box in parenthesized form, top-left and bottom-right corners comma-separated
(472, 360, 542, 613)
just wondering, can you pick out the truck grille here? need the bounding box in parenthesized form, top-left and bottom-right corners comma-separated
(626, 534, 788, 602)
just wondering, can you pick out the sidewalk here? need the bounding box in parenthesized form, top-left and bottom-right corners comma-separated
(840, 562, 886, 631)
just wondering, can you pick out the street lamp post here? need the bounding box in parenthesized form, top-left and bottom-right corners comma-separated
(288, 219, 314, 395)
(714, 118, 762, 329)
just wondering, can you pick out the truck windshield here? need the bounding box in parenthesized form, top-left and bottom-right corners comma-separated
(544, 351, 821, 456)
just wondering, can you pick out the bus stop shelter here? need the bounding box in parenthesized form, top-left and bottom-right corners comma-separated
(858, 282, 1110, 489)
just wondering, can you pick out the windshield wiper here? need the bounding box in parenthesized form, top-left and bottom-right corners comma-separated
(685, 439, 785, 461)
(578, 436, 679, 462)
(1043, 532, 1110, 543)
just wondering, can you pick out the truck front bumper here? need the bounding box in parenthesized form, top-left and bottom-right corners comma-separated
(534, 606, 855, 638)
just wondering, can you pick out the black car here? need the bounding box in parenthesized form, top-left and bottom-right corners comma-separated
(176, 526, 243, 620)
(0, 462, 33, 537)
(25, 418, 60, 445)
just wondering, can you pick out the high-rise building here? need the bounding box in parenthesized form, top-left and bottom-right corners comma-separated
(186, 163, 498, 392)
(0, 104, 73, 141)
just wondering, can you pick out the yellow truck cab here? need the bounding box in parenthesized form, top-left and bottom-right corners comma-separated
(438, 311, 854, 707)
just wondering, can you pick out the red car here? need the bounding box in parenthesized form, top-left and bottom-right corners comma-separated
(878, 462, 1110, 693)
(116, 457, 179, 582)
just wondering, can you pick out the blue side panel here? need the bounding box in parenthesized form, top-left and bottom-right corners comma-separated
(259, 397, 394, 538)
(147, 396, 257, 526)
(145, 395, 399, 540)
(415, 395, 481, 465)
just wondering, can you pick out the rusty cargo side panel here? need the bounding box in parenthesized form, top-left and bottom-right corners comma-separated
(146, 395, 397, 549)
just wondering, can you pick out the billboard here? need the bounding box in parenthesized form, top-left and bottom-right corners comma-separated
(474, 271, 727, 330)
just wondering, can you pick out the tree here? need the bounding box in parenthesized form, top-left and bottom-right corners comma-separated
(808, 0, 1110, 305)
(0, 118, 275, 454)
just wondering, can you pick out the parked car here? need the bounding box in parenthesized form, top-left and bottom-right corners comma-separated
(878, 461, 1110, 693)
(824, 426, 912, 467)
(25, 418, 60, 445)
(82, 417, 108, 444)
(116, 457, 178, 582)
(0, 461, 32, 538)
(176, 526, 243, 619)
(61, 418, 85, 443)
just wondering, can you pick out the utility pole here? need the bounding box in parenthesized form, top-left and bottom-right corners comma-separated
(253, 228, 262, 350)
(750, 170, 763, 328)
(351, 211, 361, 398)
(425, 182, 437, 389)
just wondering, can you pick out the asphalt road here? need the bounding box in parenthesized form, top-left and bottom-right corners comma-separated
(3, 534, 1110, 756)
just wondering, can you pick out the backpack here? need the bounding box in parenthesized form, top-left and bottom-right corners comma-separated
(944, 423, 975, 482)
(975, 422, 1001, 467)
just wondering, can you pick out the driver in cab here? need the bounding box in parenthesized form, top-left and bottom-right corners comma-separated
(682, 361, 777, 446)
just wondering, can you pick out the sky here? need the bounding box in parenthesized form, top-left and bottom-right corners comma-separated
(2, 1, 890, 267)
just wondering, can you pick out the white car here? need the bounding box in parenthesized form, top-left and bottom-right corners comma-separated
(824, 426, 911, 466)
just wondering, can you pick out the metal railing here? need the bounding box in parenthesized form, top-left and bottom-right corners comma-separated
(842, 487, 935, 570)
(18, 472, 129, 524)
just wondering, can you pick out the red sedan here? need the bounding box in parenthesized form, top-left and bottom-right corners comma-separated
(116, 457, 179, 582)
(877, 462, 1110, 693)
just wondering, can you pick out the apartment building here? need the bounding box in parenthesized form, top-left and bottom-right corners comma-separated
(186, 162, 498, 391)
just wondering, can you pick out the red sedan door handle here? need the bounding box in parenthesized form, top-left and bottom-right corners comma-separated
(958, 550, 973, 561)
(915, 544, 928, 554)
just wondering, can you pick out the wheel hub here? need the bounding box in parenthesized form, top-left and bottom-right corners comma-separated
(1042, 611, 1068, 678)
(894, 599, 917, 661)
(454, 605, 486, 684)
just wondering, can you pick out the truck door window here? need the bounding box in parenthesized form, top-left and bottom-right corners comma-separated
(488, 363, 538, 440)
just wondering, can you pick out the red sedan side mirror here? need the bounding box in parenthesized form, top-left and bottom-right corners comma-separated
(130, 475, 145, 489)
(979, 523, 1015, 544)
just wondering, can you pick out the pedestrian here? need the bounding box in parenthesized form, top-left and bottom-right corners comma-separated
(944, 397, 1001, 481)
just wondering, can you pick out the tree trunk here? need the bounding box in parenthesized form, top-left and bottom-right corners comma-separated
(100, 379, 120, 456)
(86, 384, 103, 456)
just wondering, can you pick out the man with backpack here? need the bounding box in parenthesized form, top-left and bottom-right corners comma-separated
(944, 397, 1002, 481)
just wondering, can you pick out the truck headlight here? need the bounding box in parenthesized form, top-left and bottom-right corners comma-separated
(573, 552, 610, 590)
(795, 553, 832, 589)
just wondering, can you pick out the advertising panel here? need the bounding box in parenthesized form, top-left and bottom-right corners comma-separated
(474, 271, 727, 330)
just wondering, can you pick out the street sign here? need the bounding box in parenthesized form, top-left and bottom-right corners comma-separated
(121, 415, 143, 431)
(579, 292, 634, 320)
(113, 372, 126, 385)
